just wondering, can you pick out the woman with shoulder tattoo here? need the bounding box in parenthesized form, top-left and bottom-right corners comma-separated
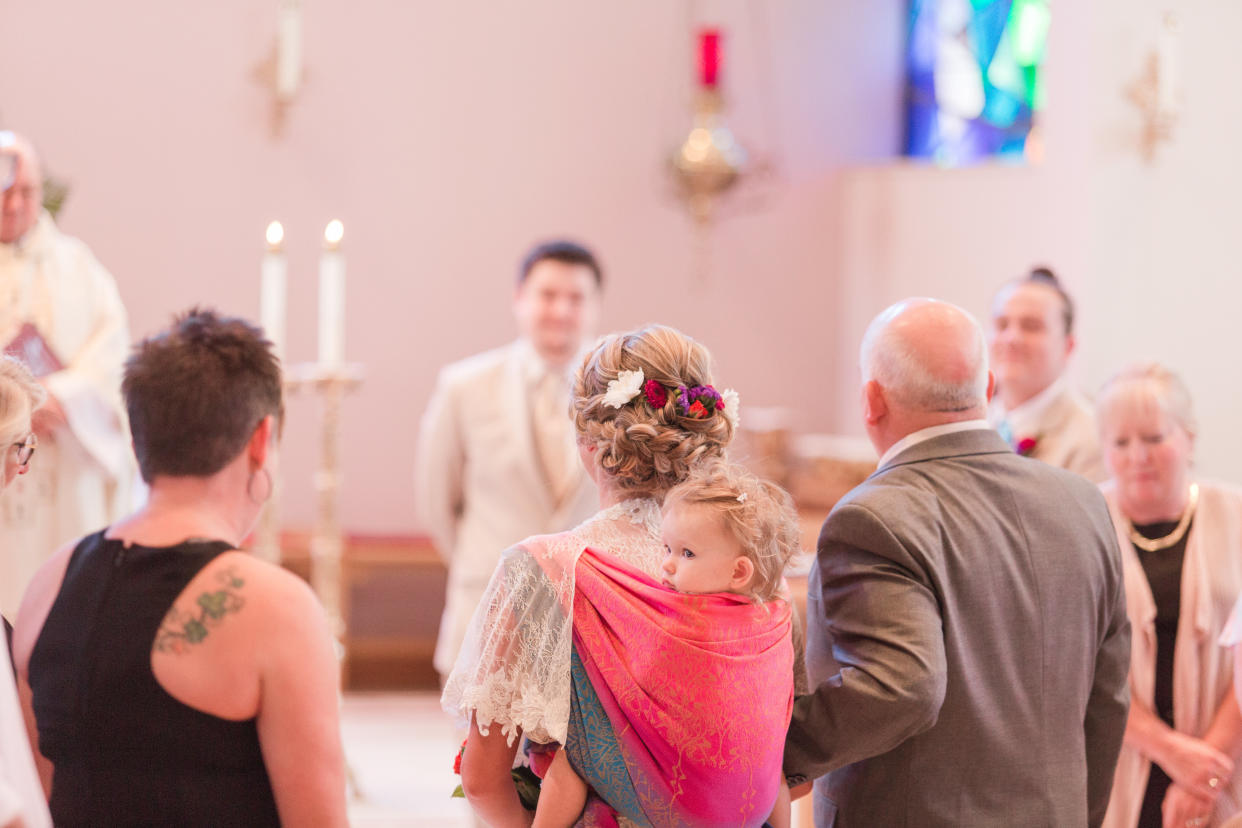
(12, 308, 346, 827)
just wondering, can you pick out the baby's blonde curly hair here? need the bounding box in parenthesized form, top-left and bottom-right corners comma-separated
(663, 461, 801, 603)
(573, 325, 733, 500)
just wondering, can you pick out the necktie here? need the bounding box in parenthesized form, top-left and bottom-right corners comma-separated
(532, 371, 575, 502)
(996, 419, 1016, 450)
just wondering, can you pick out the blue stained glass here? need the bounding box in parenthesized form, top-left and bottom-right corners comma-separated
(907, 1, 940, 74)
(982, 88, 1022, 128)
(904, 0, 1045, 165)
(968, 0, 1013, 69)
(904, 103, 941, 158)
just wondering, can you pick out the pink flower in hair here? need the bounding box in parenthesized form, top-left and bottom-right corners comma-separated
(643, 379, 668, 409)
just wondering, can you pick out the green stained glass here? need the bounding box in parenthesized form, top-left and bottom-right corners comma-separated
(1011, 0, 1051, 66)
(1026, 66, 1046, 110)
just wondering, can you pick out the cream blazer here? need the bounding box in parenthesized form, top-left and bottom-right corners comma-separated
(1102, 481, 1242, 828)
(414, 340, 597, 676)
(1029, 387, 1106, 482)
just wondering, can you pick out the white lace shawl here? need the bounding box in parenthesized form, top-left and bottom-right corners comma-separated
(441, 499, 663, 746)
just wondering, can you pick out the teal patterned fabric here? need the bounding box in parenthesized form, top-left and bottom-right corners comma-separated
(565, 648, 649, 827)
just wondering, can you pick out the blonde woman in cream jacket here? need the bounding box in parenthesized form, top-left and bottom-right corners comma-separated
(1099, 364, 1242, 828)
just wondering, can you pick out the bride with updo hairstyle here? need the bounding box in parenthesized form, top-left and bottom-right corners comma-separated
(571, 324, 734, 500)
(445, 324, 762, 827)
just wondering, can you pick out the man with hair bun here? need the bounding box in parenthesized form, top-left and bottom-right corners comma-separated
(989, 266, 1105, 480)
(784, 298, 1130, 827)
(415, 239, 603, 683)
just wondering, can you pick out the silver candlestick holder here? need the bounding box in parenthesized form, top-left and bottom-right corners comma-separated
(276, 361, 365, 640)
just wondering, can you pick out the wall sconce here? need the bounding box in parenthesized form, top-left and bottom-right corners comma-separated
(1126, 12, 1180, 163)
(252, 0, 304, 138)
(669, 29, 748, 227)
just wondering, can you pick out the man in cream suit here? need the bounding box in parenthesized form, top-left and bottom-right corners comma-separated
(988, 267, 1106, 481)
(784, 298, 1130, 827)
(416, 240, 601, 681)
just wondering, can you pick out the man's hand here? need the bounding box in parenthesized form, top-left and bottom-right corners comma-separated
(789, 780, 813, 800)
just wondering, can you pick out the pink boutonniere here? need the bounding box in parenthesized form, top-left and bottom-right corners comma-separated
(1015, 436, 1038, 457)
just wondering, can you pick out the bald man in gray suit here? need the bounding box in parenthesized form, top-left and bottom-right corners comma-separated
(783, 299, 1130, 827)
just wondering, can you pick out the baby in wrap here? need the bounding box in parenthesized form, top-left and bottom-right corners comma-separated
(534, 461, 801, 828)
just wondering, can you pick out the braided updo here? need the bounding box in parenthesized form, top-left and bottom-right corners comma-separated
(573, 325, 733, 500)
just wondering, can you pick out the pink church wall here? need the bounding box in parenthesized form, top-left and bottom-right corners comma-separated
(0, 0, 904, 533)
(829, 0, 1242, 486)
(13, 1, 1231, 532)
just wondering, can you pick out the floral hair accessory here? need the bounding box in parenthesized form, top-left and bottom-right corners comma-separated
(603, 369, 645, 409)
(643, 379, 668, 409)
(677, 384, 724, 420)
(736, 492, 748, 503)
(721, 388, 740, 429)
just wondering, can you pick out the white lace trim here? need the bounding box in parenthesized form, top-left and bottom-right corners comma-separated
(441, 499, 663, 746)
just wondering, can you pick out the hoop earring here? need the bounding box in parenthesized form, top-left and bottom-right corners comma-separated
(248, 467, 273, 506)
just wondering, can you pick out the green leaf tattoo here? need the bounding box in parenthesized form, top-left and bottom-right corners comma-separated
(155, 567, 246, 654)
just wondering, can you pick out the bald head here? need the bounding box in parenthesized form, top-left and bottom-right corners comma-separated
(1, 134, 43, 244)
(860, 298, 990, 416)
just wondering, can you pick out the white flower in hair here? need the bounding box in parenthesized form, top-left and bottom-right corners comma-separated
(603, 369, 645, 409)
(721, 388, 741, 429)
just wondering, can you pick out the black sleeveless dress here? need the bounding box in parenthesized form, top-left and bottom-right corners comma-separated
(1132, 518, 1192, 828)
(28, 531, 281, 827)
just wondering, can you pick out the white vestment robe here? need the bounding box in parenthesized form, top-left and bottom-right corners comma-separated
(0, 212, 133, 617)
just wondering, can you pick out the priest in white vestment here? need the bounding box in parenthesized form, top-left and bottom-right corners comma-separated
(0, 134, 133, 617)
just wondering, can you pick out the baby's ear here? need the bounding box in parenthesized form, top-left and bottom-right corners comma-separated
(730, 556, 755, 591)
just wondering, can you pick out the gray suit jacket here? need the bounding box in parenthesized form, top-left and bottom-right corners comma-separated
(784, 428, 1130, 827)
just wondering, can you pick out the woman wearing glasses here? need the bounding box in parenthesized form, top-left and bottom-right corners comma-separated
(1, 393, 37, 490)
(5, 434, 35, 487)
(0, 355, 51, 828)
(11, 309, 347, 827)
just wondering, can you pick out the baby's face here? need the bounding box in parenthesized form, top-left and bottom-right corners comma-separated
(660, 502, 750, 595)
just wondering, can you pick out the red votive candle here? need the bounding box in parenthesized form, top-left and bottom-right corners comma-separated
(699, 28, 721, 88)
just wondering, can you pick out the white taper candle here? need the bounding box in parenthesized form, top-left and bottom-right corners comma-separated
(319, 219, 346, 367)
(261, 221, 287, 361)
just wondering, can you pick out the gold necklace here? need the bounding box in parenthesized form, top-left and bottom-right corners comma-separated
(1128, 483, 1199, 553)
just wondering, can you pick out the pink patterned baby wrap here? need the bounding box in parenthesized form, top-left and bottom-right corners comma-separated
(569, 546, 795, 827)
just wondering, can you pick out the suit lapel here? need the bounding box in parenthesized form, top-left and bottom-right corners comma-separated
(502, 342, 556, 515)
(1032, 390, 1072, 439)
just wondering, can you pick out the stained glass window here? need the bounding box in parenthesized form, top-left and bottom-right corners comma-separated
(905, 0, 1050, 165)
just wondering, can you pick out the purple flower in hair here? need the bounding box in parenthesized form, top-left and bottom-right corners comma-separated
(676, 384, 724, 419)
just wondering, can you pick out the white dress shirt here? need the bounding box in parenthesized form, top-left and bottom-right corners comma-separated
(878, 419, 993, 469)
